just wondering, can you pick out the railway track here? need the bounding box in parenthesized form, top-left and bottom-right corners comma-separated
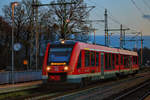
(113, 79, 150, 100)
(21, 72, 150, 100)
(0, 70, 150, 100)
(51, 76, 146, 100)
(0, 86, 42, 100)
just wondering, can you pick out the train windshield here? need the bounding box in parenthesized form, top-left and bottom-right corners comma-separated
(48, 45, 73, 65)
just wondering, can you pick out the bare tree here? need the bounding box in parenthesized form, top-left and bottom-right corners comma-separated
(3, 3, 27, 42)
(1, 0, 92, 70)
(38, 7, 56, 41)
(46, 0, 91, 41)
(2, 0, 42, 70)
(0, 16, 12, 69)
(2, 0, 91, 43)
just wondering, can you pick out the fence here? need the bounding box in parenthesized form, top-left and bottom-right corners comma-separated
(0, 71, 42, 84)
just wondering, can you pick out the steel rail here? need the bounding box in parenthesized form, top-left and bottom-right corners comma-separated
(114, 80, 150, 100)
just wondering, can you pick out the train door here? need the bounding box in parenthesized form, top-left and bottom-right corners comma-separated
(101, 53, 104, 77)
(76, 51, 84, 74)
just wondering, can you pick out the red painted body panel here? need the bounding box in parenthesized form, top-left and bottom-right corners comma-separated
(68, 43, 81, 75)
(42, 44, 50, 76)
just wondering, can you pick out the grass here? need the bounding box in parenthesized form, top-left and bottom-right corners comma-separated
(0, 91, 30, 100)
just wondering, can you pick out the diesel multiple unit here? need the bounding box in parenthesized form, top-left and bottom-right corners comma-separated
(42, 40, 139, 83)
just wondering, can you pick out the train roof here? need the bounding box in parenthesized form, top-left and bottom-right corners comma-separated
(77, 42, 138, 56)
(49, 40, 138, 56)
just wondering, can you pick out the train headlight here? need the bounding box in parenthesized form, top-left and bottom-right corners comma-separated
(61, 40, 65, 44)
(64, 66, 68, 71)
(47, 66, 51, 71)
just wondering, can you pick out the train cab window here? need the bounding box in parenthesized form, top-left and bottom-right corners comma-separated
(77, 53, 81, 69)
(85, 51, 90, 67)
(116, 54, 119, 65)
(96, 52, 99, 66)
(48, 45, 73, 65)
(91, 51, 95, 67)
(112, 54, 115, 69)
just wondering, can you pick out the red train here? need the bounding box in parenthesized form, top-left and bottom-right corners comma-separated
(42, 40, 139, 83)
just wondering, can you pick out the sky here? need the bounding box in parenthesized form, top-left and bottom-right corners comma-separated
(0, 0, 150, 36)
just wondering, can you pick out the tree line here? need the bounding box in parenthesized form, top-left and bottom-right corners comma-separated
(0, 0, 92, 71)
(0, 0, 149, 71)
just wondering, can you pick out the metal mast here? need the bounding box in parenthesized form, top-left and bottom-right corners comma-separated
(141, 32, 143, 65)
(35, 0, 39, 71)
(30, 0, 35, 70)
(30, 0, 39, 70)
(104, 9, 108, 46)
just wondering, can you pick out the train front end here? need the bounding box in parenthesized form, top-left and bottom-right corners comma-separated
(42, 40, 76, 83)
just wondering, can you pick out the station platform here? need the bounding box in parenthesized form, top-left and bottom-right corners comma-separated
(0, 80, 42, 93)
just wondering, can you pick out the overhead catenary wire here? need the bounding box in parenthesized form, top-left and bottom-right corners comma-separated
(130, 0, 145, 15)
(88, 0, 136, 47)
(87, 0, 143, 49)
(88, 0, 137, 33)
(142, 0, 150, 11)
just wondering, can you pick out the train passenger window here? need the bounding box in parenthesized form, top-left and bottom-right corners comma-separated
(124, 56, 129, 68)
(129, 56, 132, 66)
(108, 53, 111, 68)
(132, 56, 135, 65)
(116, 54, 119, 65)
(96, 52, 99, 66)
(121, 55, 123, 65)
(101, 53, 104, 68)
(133, 56, 135, 64)
(91, 51, 95, 67)
(77, 53, 81, 69)
(85, 51, 90, 67)
(127, 56, 129, 67)
(101, 53, 104, 75)
(112, 54, 115, 69)
(137, 56, 138, 64)
(105, 53, 108, 68)
(105, 53, 112, 70)
(133, 56, 138, 65)
(124, 56, 126, 67)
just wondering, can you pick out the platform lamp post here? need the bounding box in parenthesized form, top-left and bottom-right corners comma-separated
(11, 2, 19, 84)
